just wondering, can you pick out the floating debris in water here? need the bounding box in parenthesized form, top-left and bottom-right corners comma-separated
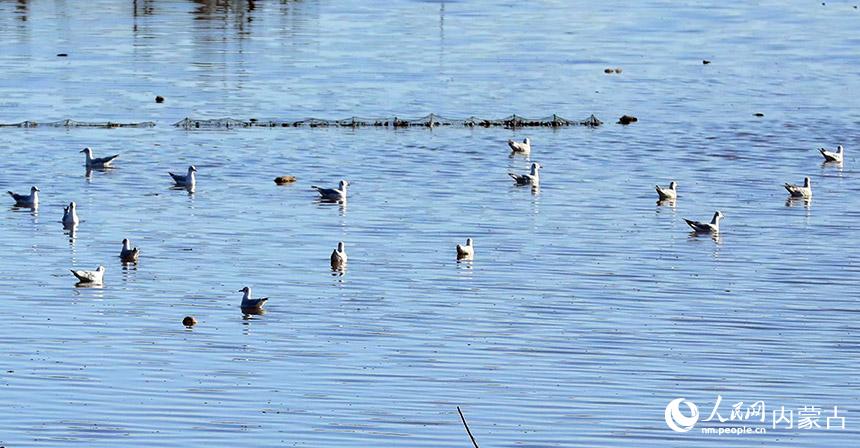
(155, 95, 165, 103)
(57, 53, 68, 57)
(618, 115, 638, 125)
(754, 112, 764, 117)
(174, 114, 603, 129)
(0, 119, 155, 128)
(274, 176, 297, 185)
(703, 60, 711, 64)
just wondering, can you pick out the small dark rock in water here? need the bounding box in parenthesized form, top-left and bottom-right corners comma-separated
(754, 113, 764, 117)
(614, 67, 623, 74)
(618, 115, 638, 125)
(703, 60, 711, 65)
(274, 175, 297, 185)
(155, 95, 165, 103)
(604, 68, 613, 74)
(183, 316, 197, 327)
(57, 53, 68, 57)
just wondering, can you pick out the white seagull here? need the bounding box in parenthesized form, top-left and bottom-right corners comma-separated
(239, 286, 268, 312)
(71, 265, 105, 284)
(684, 211, 724, 234)
(456, 238, 474, 260)
(656, 181, 677, 200)
(508, 138, 531, 153)
(819, 145, 844, 163)
(169, 165, 197, 188)
(312, 180, 349, 201)
(62, 202, 79, 227)
(784, 176, 812, 198)
(509, 162, 542, 186)
(120, 238, 140, 263)
(331, 241, 348, 269)
(8, 186, 39, 208)
(80, 147, 119, 168)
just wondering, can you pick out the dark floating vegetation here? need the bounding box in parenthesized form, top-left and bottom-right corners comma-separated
(0, 115, 604, 130)
(173, 114, 604, 129)
(0, 119, 156, 128)
(0, 115, 603, 129)
(618, 114, 638, 125)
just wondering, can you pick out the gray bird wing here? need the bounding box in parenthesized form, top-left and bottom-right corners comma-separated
(242, 298, 268, 308)
(94, 154, 119, 165)
(684, 219, 707, 231)
(313, 187, 336, 195)
(71, 270, 96, 282)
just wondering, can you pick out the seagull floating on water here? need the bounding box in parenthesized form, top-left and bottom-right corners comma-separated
(312, 180, 349, 201)
(7, 186, 39, 208)
(62, 202, 79, 227)
(819, 145, 844, 163)
(656, 181, 677, 200)
(684, 211, 723, 234)
(508, 138, 531, 153)
(80, 147, 119, 168)
(239, 286, 268, 312)
(784, 176, 812, 198)
(456, 238, 474, 261)
(331, 241, 347, 269)
(120, 238, 140, 263)
(169, 165, 197, 188)
(509, 162, 541, 186)
(71, 265, 105, 285)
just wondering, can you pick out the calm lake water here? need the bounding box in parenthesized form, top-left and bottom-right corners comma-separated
(1, 1, 859, 446)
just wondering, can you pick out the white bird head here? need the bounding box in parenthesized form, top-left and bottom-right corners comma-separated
(31, 186, 40, 193)
(122, 238, 131, 248)
(80, 147, 92, 155)
(531, 162, 542, 173)
(714, 211, 724, 221)
(189, 165, 198, 173)
(96, 265, 105, 272)
(837, 145, 844, 153)
(69, 201, 76, 209)
(339, 180, 350, 190)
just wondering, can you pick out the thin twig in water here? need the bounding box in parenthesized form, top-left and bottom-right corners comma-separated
(457, 406, 480, 448)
